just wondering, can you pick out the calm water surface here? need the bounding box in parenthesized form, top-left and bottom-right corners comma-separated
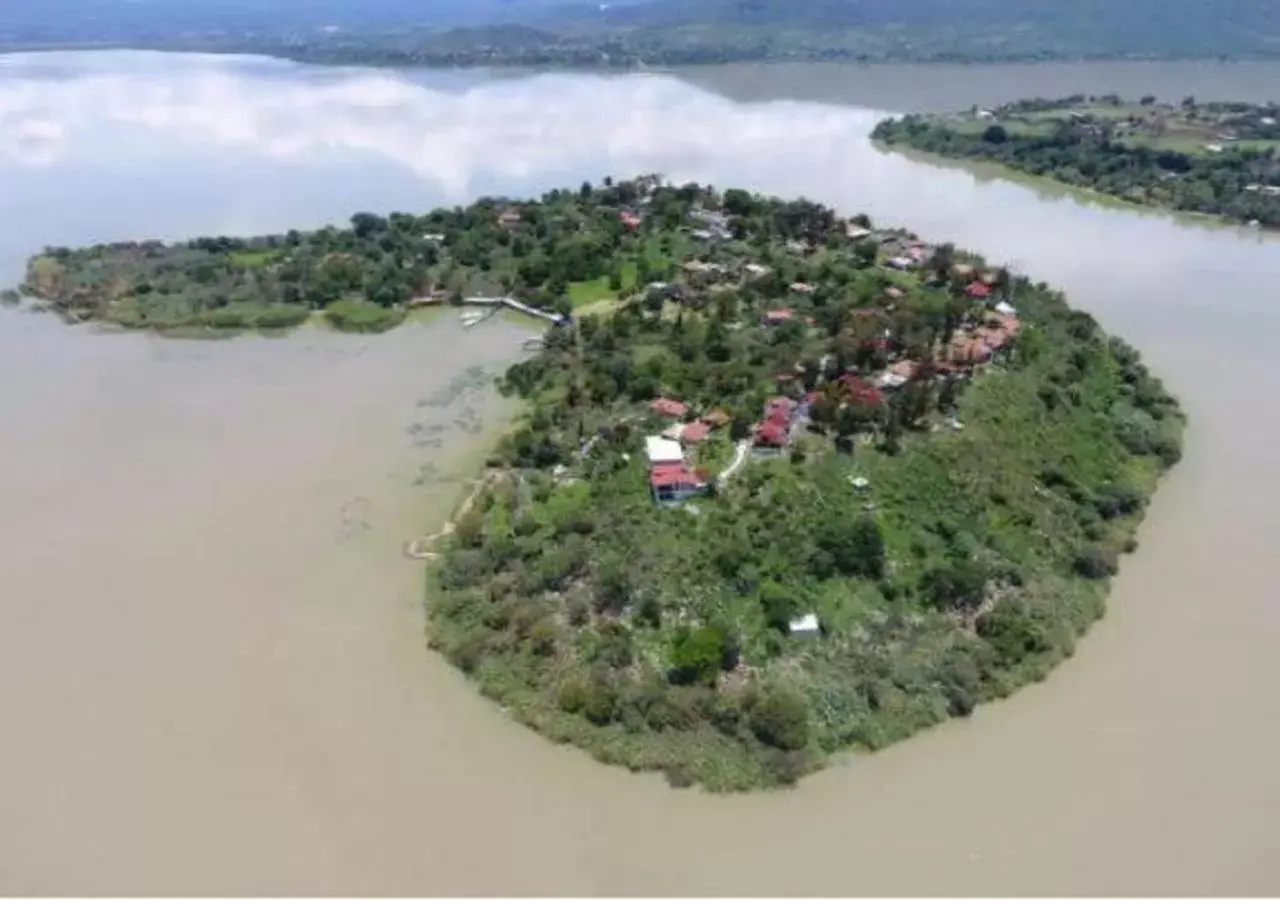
(1, 51, 1279, 894)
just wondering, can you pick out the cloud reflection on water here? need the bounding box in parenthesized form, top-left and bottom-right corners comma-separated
(0, 54, 880, 200)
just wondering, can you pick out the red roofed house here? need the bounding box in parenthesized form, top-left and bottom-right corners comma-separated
(619, 210, 642, 230)
(650, 397, 688, 419)
(679, 421, 711, 445)
(839, 374, 884, 407)
(763, 396, 797, 425)
(754, 419, 789, 451)
(649, 461, 706, 504)
(966, 282, 991, 300)
(950, 334, 992, 365)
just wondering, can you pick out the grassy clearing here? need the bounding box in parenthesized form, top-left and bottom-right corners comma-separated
(567, 260, 639, 306)
(324, 299, 407, 333)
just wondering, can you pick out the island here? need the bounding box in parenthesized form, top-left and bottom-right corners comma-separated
(873, 95, 1280, 229)
(12, 177, 1184, 791)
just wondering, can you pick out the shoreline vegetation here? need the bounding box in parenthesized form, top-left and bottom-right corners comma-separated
(14, 177, 1185, 791)
(873, 95, 1280, 230)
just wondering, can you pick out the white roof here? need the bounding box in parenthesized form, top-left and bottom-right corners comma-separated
(789, 613, 820, 634)
(994, 301, 1017, 316)
(645, 435, 685, 465)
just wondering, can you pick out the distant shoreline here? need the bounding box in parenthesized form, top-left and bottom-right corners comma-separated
(4, 42, 1280, 72)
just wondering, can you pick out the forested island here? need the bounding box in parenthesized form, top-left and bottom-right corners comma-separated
(873, 96, 1280, 229)
(14, 177, 1185, 790)
(6, 0, 1279, 68)
(410, 179, 1175, 790)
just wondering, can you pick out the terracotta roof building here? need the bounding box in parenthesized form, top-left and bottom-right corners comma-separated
(650, 397, 689, 419)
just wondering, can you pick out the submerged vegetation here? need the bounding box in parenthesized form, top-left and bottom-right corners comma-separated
(419, 178, 1185, 791)
(874, 95, 1280, 229)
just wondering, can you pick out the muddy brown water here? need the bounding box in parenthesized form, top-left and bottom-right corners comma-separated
(1, 51, 1279, 894)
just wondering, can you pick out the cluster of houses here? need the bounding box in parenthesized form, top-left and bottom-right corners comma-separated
(644, 398, 730, 503)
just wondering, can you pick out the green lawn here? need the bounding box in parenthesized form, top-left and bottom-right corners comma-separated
(228, 249, 280, 269)
(567, 260, 639, 307)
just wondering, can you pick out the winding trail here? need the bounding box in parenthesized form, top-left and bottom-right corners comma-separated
(404, 472, 502, 560)
(716, 439, 752, 485)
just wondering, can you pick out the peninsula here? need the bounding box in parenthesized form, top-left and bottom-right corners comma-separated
(873, 96, 1280, 230)
(12, 178, 1184, 791)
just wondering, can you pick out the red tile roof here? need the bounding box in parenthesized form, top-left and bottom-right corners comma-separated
(754, 420, 789, 446)
(966, 282, 991, 299)
(650, 397, 688, 418)
(649, 461, 703, 488)
(839, 374, 884, 406)
(680, 421, 711, 444)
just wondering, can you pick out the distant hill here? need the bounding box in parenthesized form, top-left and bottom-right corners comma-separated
(596, 0, 1280, 59)
(3, 0, 1278, 64)
(0, 0, 615, 45)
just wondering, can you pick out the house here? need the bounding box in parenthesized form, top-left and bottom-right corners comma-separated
(874, 359, 919, 390)
(619, 210, 642, 230)
(763, 308, 795, 325)
(701, 410, 731, 429)
(743, 263, 771, 278)
(788, 613, 821, 636)
(789, 282, 817, 294)
(649, 461, 707, 504)
(754, 420, 789, 450)
(885, 256, 914, 271)
(966, 282, 992, 300)
(845, 224, 873, 241)
(839, 374, 884, 406)
(497, 207, 522, 228)
(950, 333, 993, 365)
(645, 434, 685, 466)
(994, 300, 1017, 316)
(679, 421, 711, 445)
(979, 312, 1021, 351)
(763, 396, 798, 423)
(650, 397, 689, 419)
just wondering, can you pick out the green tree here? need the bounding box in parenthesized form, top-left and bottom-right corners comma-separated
(669, 626, 728, 686)
(749, 689, 810, 751)
(816, 514, 885, 579)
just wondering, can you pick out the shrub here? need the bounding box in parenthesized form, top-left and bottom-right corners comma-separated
(920, 559, 988, 612)
(669, 626, 727, 686)
(977, 601, 1053, 666)
(749, 689, 810, 751)
(1073, 543, 1119, 579)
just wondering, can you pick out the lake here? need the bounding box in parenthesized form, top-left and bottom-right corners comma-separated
(1, 50, 1278, 894)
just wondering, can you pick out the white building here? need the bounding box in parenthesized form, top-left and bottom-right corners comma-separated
(789, 613, 821, 637)
(645, 435, 685, 466)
